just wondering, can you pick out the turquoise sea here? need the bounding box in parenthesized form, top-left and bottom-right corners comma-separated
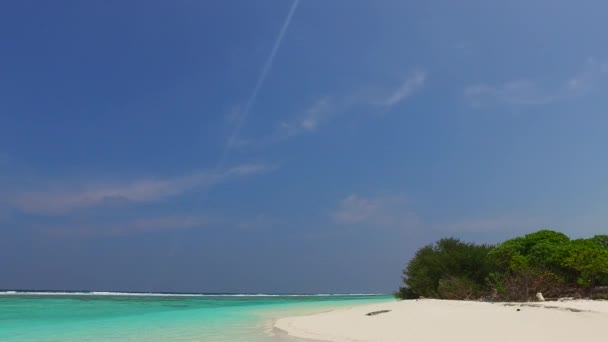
(0, 292, 393, 341)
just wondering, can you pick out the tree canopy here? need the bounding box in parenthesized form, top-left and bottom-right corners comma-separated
(396, 230, 608, 301)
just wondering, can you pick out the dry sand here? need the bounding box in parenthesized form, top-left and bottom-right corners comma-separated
(274, 299, 608, 342)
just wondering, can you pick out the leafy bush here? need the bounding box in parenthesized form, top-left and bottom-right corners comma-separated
(438, 276, 483, 300)
(591, 235, 608, 249)
(488, 230, 570, 274)
(398, 238, 494, 299)
(561, 239, 608, 288)
(394, 286, 417, 299)
(498, 269, 567, 301)
(397, 230, 608, 301)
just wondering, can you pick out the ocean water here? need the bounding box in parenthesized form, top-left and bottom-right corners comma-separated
(0, 292, 393, 341)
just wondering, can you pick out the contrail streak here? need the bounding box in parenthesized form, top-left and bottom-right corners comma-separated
(217, 0, 300, 170)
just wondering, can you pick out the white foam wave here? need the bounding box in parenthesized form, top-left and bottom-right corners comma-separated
(0, 291, 386, 297)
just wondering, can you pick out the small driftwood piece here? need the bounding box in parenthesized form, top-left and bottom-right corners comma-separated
(366, 310, 391, 316)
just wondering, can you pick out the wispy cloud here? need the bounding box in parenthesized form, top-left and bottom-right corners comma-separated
(39, 212, 283, 238)
(331, 194, 420, 228)
(565, 58, 608, 93)
(465, 80, 555, 107)
(378, 70, 426, 107)
(465, 58, 608, 107)
(277, 98, 335, 138)
(219, 0, 300, 168)
(331, 194, 549, 237)
(332, 194, 383, 224)
(6, 163, 275, 215)
(44, 215, 212, 238)
(242, 70, 427, 145)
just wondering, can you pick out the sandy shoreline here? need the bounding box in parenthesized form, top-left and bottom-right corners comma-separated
(274, 299, 608, 342)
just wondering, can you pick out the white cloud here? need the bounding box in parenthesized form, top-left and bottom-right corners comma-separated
(331, 194, 420, 228)
(6, 163, 275, 215)
(379, 71, 426, 107)
(278, 98, 334, 138)
(264, 70, 427, 143)
(34, 212, 286, 238)
(44, 215, 212, 238)
(465, 80, 555, 107)
(565, 58, 608, 93)
(330, 194, 552, 237)
(465, 58, 608, 107)
(332, 194, 383, 224)
(223, 163, 276, 177)
(220, 0, 300, 166)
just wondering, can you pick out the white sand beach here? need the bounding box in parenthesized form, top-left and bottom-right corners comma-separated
(275, 299, 608, 342)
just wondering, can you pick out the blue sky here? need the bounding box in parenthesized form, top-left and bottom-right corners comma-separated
(1, 0, 608, 293)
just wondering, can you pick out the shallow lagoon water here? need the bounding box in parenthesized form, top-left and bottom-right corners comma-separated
(0, 292, 393, 341)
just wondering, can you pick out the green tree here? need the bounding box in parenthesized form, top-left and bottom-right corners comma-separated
(397, 230, 607, 301)
(562, 239, 608, 288)
(591, 235, 608, 249)
(488, 230, 569, 273)
(397, 238, 495, 299)
(486, 230, 572, 300)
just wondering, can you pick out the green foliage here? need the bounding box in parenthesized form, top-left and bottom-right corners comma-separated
(397, 230, 608, 301)
(438, 276, 482, 300)
(486, 272, 505, 297)
(524, 230, 570, 247)
(401, 245, 440, 298)
(561, 239, 608, 288)
(509, 254, 530, 272)
(398, 238, 494, 299)
(488, 230, 570, 273)
(499, 269, 568, 301)
(591, 235, 608, 249)
(487, 237, 526, 272)
(394, 287, 417, 299)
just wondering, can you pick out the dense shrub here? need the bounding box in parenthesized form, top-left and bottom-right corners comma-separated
(397, 238, 494, 299)
(561, 239, 608, 288)
(487, 230, 570, 274)
(591, 235, 608, 249)
(437, 276, 483, 300)
(397, 230, 608, 301)
(498, 269, 568, 301)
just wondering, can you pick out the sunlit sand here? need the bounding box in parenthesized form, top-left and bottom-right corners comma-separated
(275, 299, 608, 342)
